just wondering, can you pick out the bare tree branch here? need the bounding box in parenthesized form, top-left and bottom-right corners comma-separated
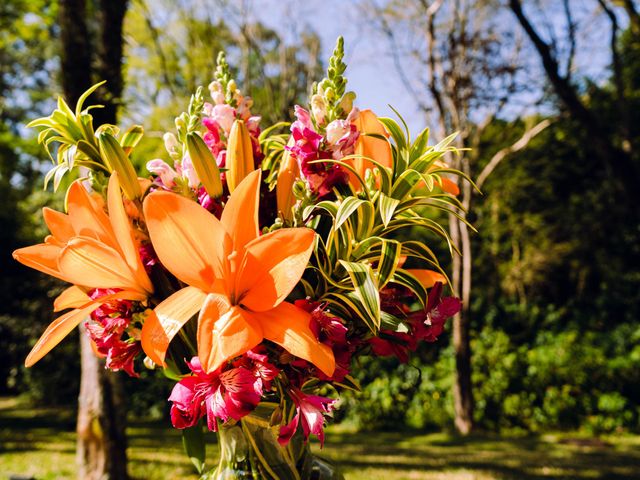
(563, 0, 577, 79)
(621, 0, 640, 35)
(377, 11, 431, 114)
(598, 0, 632, 152)
(136, 0, 176, 97)
(509, 0, 640, 202)
(476, 118, 552, 189)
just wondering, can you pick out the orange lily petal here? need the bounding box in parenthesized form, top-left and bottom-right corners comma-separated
(197, 301, 263, 373)
(406, 269, 447, 289)
(43, 207, 74, 243)
(12, 243, 66, 281)
(437, 176, 460, 196)
(349, 109, 393, 187)
(58, 237, 146, 293)
(144, 191, 230, 292)
(66, 180, 118, 248)
(107, 173, 153, 293)
(141, 286, 208, 366)
(253, 302, 335, 377)
(220, 169, 261, 252)
(25, 290, 136, 367)
(237, 228, 315, 312)
(54, 286, 90, 312)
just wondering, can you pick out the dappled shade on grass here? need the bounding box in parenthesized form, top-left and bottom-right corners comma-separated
(1, 397, 639, 480)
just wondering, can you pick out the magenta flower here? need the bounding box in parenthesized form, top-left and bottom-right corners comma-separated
(368, 331, 417, 363)
(288, 105, 349, 197)
(278, 388, 337, 447)
(295, 299, 348, 346)
(85, 288, 141, 377)
(168, 355, 272, 432)
(418, 282, 461, 342)
(169, 376, 205, 429)
(106, 341, 142, 378)
(202, 117, 225, 158)
(138, 243, 158, 273)
(294, 299, 352, 382)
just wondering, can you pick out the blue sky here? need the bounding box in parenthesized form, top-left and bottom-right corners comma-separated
(247, 0, 615, 137)
(250, 0, 424, 133)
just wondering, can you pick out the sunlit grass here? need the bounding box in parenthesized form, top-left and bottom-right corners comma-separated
(1, 397, 639, 479)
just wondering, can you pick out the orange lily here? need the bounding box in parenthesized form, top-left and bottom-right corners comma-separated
(430, 160, 460, 196)
(141, 169, 335, 376)
(406, 269, 447, 289)
(12, 173, 153, 367)
(347, 109, 393, 189)
(396, 256, 448, 289)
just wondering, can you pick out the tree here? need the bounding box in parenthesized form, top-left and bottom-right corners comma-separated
(359, 0, 553, 434)
(123, 0, 322, 149)
(508, 0, 640, 205)
(59, 1, 130, 478)
(0, 0, 60, 398)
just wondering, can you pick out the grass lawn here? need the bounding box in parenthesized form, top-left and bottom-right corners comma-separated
(1, 396, 639, 480)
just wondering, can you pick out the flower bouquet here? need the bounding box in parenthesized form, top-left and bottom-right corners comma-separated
(13, 38, 465, 479)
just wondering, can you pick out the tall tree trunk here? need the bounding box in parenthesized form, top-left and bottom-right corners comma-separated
(59, 0, 129, 478)
(77, 336, 128, 480)
(449, 213, 474, 435)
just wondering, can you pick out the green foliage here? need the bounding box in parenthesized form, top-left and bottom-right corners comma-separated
(300, 116, 464, 342)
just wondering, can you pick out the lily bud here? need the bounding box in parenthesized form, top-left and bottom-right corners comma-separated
(97, 132, 142, 200)
(276, 138, 299, 222)
(185, 133, 223, 198)
(226, 119, 255, 193)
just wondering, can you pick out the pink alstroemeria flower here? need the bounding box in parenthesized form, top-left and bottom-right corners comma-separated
(169, 354, 274, 431)
(278, 388, 337, 447)
(417, 282, 462, 342)
(370, 282, 461, 362)
(368, 331, 417, 364)
(294, 299, 353, 382)
(85, 288, 141, 377)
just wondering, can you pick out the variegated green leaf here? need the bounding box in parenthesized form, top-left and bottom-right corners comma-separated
(378, 192, 400, 227)
(353, 200, 375, 240)
(333, 374, 361, 392)
(75, 81, 106, 117)
(376, 239, 402, 288)
(390, 168, 427, 200)
(410, 127, 430, 161)
(378, 116, 407, 152)
(335, 197, 368, 231)
(339, 260, 380, 331)
(392, 269, 427, 308)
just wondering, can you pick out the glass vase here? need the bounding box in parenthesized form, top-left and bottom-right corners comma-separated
(203, 411, 343, 480)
